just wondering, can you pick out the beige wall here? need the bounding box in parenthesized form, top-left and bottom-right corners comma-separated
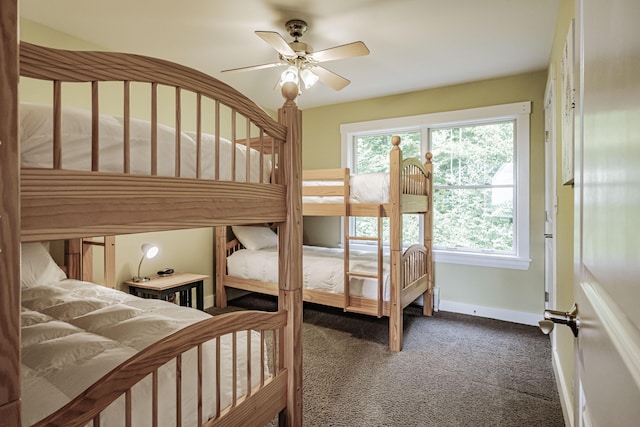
(20, 20, 215, 301)
(302, 72, 548, 317)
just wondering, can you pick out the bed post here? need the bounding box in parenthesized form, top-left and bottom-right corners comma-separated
(277, 82, 303, 426)
(65, 239, 83, 280)
(423, 153, 434, 317)
(214, 226, 228, 308)
(0, 0, 22, 424)
(389, 136, 404, 352)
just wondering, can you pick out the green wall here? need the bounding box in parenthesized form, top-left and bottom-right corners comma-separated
(302, 72, 548, 318)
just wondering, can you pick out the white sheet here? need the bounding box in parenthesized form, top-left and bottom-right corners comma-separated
(227, 245, 391, 301)
(21, 279, 267, 426)
(19, 103, 271, 183)
(303, 172, 390, 204)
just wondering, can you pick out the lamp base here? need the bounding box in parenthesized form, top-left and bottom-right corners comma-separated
(132, 276, 151, 283)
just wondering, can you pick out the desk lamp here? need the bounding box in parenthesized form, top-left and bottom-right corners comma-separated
(132, 243, 159, 282)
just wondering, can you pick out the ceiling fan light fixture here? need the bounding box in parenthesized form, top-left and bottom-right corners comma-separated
(300, 68, 319, 89)
(221, 19, 370, 94)
(280, 66, 299, 86)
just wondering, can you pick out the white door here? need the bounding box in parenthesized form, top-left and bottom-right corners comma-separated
(544, 77, 557, 349)
(574, 0, 640, 425)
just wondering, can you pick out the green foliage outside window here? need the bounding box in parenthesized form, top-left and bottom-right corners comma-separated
(353, 132, 421, 246)
(352, 121, 516, 254)
(431, 121, 515, 253)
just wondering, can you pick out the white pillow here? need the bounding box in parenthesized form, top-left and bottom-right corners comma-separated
(231, 226, 277, 250)
(21, 243, 67, 288)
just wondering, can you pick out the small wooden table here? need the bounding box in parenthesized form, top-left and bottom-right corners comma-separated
(125, 273, 208, 311)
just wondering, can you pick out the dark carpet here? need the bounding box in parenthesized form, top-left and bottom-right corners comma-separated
(209, 294, 565, 427)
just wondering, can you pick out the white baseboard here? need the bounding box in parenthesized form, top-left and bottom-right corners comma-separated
(552, 348, 574, 427)
(438, 299, 541, 326)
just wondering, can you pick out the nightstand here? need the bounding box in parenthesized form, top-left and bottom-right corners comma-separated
(125, 273, 208, 311)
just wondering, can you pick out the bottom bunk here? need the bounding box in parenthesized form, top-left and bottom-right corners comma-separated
(21, 242, 287, 427)
(215, 226, 433, 351)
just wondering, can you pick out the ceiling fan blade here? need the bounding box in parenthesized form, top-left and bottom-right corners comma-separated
(312, 66, 351, 91)
(310, 41, 370, 63)
(255, 31, 296, 57)
(221, 62, 283, 74)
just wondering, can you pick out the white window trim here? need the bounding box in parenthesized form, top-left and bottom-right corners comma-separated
(340, 102, 531, 270)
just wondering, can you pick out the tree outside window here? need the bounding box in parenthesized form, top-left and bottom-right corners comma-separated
(352, 132, 421, 246)
(431, 121, 515, 254)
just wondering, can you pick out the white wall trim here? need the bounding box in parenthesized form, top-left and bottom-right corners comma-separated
(552, 348, 575, 427)
(438, 299, 540, 326)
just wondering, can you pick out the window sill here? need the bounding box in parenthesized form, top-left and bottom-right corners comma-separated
(346, 243, 531, 271)
(434, 250, 531, 270)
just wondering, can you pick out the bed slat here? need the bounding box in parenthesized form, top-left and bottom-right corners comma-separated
(175, 87, 182, 178)
(53, 81, 62, 169)
(125, 389, 132, 427)
(176, 354, 182, 427)
(123, 81, 131, 174)
(198, 344, 203, 426)
(232, 331, 237, 407)
(91, 81, 99, 171)
(151, 82, 158, 176)
(152, 370, 159, 426)
(246, 330, 252, 398)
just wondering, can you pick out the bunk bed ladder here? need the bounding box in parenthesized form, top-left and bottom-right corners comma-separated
(343, 204, 385, 317)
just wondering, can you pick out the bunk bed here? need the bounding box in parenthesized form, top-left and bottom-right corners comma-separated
(216, 137, 433, 352)
(0, 32, 303, 427)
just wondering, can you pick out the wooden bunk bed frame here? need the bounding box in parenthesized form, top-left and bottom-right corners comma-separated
(216, 137, 433, 352)
(0, 7, 303, 424)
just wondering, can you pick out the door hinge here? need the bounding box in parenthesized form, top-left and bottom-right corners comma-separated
(545, 291, 550, 303)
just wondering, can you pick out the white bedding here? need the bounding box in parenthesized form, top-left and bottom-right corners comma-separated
(227, 245, 391, 300)
(19, 103, 271, 183)
(303, 172, 390, 204)
(21, 279, 266, 426)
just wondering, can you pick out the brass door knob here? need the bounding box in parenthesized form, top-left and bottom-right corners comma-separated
(538, 303, 579, 337)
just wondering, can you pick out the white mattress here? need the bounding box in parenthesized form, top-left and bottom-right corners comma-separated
(21, 279, 266, 426)
(227, 245, 391, 300)
(19, 103, 271, 183)
(303, 172, 390, 204)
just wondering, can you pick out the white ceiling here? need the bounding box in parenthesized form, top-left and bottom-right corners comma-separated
(20, 0, 559, 111)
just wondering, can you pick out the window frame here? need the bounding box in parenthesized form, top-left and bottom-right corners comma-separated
(340, 101, 531, 270)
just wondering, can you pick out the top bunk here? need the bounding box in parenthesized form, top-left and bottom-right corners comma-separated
(18, 42, 296, 242)
(302, 136, 433, 217)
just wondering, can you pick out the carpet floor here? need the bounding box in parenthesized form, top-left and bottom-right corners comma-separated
(209, 294, 565, 427)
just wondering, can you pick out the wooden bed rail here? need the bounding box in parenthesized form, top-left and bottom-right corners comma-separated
(400, 244, 433, 313)
(19, 43, 285, 140)
(19, 42, 285, 184)
(32, 310, 287, 427)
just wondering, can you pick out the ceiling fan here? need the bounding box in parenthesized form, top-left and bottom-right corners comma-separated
(221, 19, 369, 91)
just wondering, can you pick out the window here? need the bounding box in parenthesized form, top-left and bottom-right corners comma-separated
(341, 102, 531, 270)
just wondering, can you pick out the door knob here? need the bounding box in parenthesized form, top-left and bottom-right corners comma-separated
(538, 303, 579, 337)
